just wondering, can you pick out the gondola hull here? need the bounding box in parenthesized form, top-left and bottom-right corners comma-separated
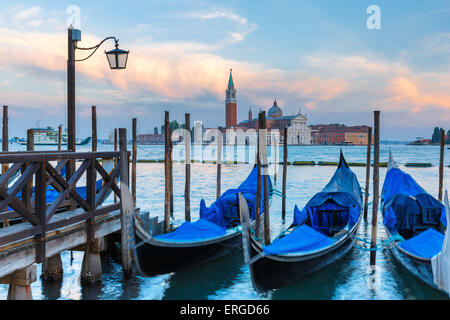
(134, 230, 242, 276)
(248, 226, 357, 292)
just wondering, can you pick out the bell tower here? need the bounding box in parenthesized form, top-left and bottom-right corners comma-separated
(225, 69, 237, 128)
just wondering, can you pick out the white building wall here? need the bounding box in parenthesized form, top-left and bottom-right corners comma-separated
(287, 115, 312, 145)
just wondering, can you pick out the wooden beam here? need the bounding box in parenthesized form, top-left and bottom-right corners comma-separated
(282, 127, 288, 222)
(132, 118, 137, 207)
(164, 111, 170, 233)
(2, 106, 8, 176)
(91, 106, 97, 152)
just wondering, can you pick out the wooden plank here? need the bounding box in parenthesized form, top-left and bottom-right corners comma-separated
(0, 210, 121, 279)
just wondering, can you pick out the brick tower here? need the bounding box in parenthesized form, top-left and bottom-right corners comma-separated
(225, 69, 237, 128)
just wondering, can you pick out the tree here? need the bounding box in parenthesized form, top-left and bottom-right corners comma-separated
(432, 127, 443, 143)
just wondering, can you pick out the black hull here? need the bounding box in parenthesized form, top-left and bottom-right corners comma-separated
(249, 233, 356, 292)
(134, 232, 242, 277)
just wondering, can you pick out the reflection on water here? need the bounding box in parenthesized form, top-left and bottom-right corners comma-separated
(0, 145, 448, 300)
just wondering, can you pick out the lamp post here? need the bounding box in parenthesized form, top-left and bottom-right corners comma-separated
(66, 25, 129, 178)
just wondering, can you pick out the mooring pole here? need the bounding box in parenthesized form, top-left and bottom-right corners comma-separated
(58, 125, 62, 151)
(255, 115, 262, 238)
(364, 127, 373, 219)
(132, 118, 137, 207)
(439, 129, 445, 201)
(282, 127, 288, 222)
(91, 106, 97, 152)
(119, 128, 132, 278)
(260, 111, 271, 245)
(217, 130, 223, 200)
(370, 111, 380, 265)
(114, 128, 118, 203)
(67, 27, 76, 208)
(185, 113, 191, 221)
(273, 136, 277, 186)
(2, 106, 8, 175)
(169, 127, 174, 219)
(164, 111, 171, 233)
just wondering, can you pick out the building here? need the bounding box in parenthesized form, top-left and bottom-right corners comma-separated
(311, 124, 372, 145)
(238, 100, 312, 145)
(136, 134, 164, 144)
(225, 69, 237, 128)
(224, 70, 312, 145)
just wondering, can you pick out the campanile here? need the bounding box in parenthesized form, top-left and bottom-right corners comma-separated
(225, 69, 237, 128)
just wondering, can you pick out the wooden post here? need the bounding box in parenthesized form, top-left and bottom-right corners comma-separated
(364, 127, 372, 219)
(439, 129, 445, 201)
(164, 112, 171, 233)
(2, 106, 8, 175)
(132, 118, 137, 207)
(260, 112, 271, 245)
(370, 111, 380, 265)
(119, 128, 132, 277)
(114, 128, 118, 203)
(0, 265, 37, 300)
(169, 127, 174, 219)
(282, 127, 288, 222)
(58, 125, 62, 151)
(217, 130, 223, 200)
(27, 129, 34, 152)
(255, 118, 262, 238)
(273, 136, 277, 186)
(91, 106, 97, 152)
(185, 113, 191, 221)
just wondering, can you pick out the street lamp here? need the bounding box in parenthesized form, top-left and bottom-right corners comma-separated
(67, 25, 129, 178)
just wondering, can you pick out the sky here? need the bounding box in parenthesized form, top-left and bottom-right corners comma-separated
(0, 0, 449, 140)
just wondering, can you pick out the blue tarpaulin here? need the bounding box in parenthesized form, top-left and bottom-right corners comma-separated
(200, 166, 272, 229)
(263, 225, 336, 255)
(154, 219, 226, 242)
(382, 167, 444, 234)
(399, 228, 444, 259)
(293, 152, 362, 233)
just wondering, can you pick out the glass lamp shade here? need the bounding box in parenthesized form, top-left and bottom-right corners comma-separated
(105, 48, 129, 69)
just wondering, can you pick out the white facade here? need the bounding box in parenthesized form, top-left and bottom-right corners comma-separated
(287, 114, 312, 145)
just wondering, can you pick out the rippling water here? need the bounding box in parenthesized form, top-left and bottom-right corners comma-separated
(0, 143, 448, 300)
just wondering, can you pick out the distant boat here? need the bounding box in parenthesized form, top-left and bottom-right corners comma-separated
(16, 126, 91, 146)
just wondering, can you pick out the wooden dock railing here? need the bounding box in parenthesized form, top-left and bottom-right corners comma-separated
(0, 151, 125, 264)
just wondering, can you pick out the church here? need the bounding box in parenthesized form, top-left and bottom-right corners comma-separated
(224, 69, 312, 145)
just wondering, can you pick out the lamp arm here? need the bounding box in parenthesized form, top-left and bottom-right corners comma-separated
(74, 36, 118, 62)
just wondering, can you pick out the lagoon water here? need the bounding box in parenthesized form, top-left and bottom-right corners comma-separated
(0, 143, 449, 300)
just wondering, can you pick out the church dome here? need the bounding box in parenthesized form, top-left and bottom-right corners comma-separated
(268, 99, 282, 118)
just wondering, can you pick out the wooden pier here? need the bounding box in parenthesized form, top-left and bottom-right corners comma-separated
(0, 146, 135, 299)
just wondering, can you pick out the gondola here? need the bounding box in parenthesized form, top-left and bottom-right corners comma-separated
(381, 151, 448, 294)
(239, 151, 363, 293)
(134, 165, 272, 276)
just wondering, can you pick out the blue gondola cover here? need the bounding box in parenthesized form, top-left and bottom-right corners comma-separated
(154, 219, 226, 242)
(200, 166, 272, 229)
(263, 225, 335, 255)
(399, 228, 445, 259)
(293, 153, 362, 233)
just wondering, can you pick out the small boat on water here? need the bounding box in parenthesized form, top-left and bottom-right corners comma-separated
(382, 152, 448, 294)
(134, 165, 273, 276)
(16, 126, 91, 146)
(240, 151, 363, 293)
